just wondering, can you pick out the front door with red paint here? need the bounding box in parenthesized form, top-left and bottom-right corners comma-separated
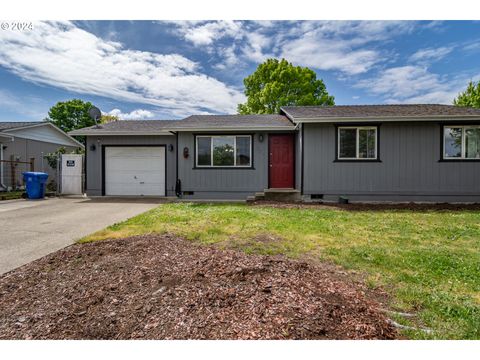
(269, 134, 294, 188)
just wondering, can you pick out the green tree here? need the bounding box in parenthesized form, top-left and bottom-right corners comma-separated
(46, 99, 96, 133)
(237, 58, 335, 114)
(454, 81, 480, 108)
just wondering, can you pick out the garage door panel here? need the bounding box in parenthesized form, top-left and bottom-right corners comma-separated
(107, 147, 163, 157)
(107, 161, 163, 173)
(105, 146, 165, 196)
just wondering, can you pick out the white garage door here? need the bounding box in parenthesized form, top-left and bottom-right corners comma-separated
(105, 146, 165, 196)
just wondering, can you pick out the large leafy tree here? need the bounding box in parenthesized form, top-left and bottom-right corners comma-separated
(454, 81, 480, 108)
(237, 58, 335, 114)
(46, 99, 96, 133)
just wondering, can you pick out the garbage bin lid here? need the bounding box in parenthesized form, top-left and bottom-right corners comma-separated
(22, 172, 49, 178)
(22, 171, 48, 176)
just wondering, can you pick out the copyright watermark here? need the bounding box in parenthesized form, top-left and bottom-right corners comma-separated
(1, 22, 33, 31)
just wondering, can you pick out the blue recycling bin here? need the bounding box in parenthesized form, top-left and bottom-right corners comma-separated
(22, 172, 49, 199)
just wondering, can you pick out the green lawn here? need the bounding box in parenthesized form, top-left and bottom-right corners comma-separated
(81, 203, 480, 339)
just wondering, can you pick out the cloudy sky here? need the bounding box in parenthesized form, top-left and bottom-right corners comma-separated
(0, 20, 479, 121)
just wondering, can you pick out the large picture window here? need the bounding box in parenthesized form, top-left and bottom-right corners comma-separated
(195, 135, 252, 167)
(337, 126, 378, 160)
(444, 126, 480, 159)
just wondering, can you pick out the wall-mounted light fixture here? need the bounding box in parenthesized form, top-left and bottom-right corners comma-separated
(168, 144, 174, 152)
(89, 144, 96, 151)
(183, 147, 189, 158)
(258, 134, 264, 142)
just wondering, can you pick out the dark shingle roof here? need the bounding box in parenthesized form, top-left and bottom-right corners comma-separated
(175, 114, 293, 129)
(69, 115, 294, 135)
(281, 105, 480, 120)
(0, 122, 42, 131)
(69, 120, 178, 135)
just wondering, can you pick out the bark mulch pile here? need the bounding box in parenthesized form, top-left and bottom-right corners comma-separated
(0, 235, 395, 340)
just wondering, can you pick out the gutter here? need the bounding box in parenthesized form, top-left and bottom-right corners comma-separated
(69, 126, 296, 136)
(289, 115, 480, 123)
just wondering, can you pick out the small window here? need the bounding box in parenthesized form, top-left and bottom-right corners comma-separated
(444, 126, 480, 159)
(338, 126, 377, 160)
(196, 135, 252, 167)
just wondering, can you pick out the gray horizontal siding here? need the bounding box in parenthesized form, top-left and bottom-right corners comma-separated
(303, 122, 480, 201)
(85, 135, 176, 196)
(177, 132, 269, 199)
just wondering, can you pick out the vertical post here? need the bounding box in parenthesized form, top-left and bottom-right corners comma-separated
(10, 155, 15, 190)
(29, 157, 35, 172)
(57, 153, 61, 195)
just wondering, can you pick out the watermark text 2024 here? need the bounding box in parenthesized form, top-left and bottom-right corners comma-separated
(1, 22, 33, 31)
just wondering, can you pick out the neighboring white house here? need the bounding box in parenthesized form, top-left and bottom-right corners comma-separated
(0, 122, 83, 191)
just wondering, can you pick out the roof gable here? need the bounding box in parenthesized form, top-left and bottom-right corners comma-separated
(2, 122, 83, 148)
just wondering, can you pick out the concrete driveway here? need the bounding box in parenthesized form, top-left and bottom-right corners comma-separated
(0, 197, 160, 275)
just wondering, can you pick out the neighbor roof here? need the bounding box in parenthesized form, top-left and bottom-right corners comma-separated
(69, 115, 294, 135)
(0, 121, 84, 148)
(0, 122, 43, 131)
(281, 104, 480, 122)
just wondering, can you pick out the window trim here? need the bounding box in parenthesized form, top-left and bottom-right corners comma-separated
(194, 134, 254, 169)
(442, 125, 480, 161)
(335, 125, 380, 161)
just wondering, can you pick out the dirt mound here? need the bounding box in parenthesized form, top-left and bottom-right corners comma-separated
(0, 235, 395, 339)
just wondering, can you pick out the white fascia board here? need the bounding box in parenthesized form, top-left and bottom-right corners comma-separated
(170, 126, 296, 132)
(71, 127, 295, 135)
(294, 116, 480, 123)
(0, 133, 14, 141)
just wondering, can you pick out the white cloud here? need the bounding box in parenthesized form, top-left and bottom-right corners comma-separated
(0, 21, 245, 117)
(278, 21, 417, 75)
(172, 20, 419, 75)
(409, 46, 453, 63)
(175, 21, 242, 47)
(107, 108, 155, 120)
(355, 65, 470, 104)
(280, 37, 379, 75)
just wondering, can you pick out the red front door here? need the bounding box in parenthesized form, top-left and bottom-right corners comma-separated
(269, 134, 294, 188)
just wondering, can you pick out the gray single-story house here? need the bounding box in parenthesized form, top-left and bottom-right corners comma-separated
(70, 104, 480, 202)
(0, 121, 84, 190)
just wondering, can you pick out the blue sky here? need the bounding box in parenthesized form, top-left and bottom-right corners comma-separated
(0, 20, 479, 121)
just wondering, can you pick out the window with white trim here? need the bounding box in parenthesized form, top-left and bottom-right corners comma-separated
(444, 126, 480, 159)
(196, 135, 252, 167)
(337, 126, 377, 160)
